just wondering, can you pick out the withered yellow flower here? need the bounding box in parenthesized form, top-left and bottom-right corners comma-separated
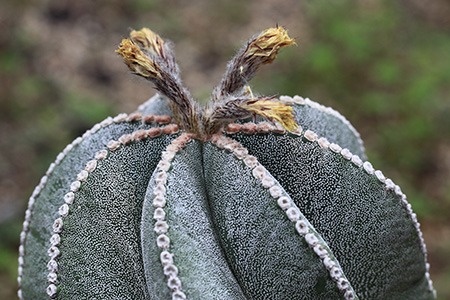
(117, 27, 298, 136)
(246, 26, 296, 63)
(116, 38, 161, 79)
(130, 28, 165, 58)
(239, 99, 298, 132)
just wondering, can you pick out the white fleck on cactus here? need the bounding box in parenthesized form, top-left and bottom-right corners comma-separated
(18, 27, 435, 299)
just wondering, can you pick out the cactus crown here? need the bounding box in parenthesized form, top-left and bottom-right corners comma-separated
(116, 26, 296, 138)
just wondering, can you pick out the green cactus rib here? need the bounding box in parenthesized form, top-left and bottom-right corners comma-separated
(142, 135, 247, 300)
(206, 134, 358, 299)
(18, 95, 435, 299)
(17, 113, 175, 299)
(227, 128, 434, 299)
(45, 125, 180, 299)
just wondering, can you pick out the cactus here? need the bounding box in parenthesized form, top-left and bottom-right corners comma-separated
(18, 27, 436, 300)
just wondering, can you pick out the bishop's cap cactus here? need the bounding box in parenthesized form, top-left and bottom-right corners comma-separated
(18, 26, 436, 300)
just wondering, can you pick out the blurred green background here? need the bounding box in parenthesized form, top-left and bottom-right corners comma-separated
(1, 0, 449, 298)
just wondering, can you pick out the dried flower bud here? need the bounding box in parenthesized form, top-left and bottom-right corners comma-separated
(129, 28, 179, 74)
(213, 26, 295, 99)
(117, 28, 199, 134)
(239, 99, 298, 132)
(130, 28, 165, 58)
(245, 26, 296, 64)
(116, 39, 161, 79)
(117, 27, 297, 138)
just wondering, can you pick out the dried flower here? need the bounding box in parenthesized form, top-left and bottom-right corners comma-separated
(116, 38, 162, 79)
(213, 26, 295, 99)
(116, 29, 199, 134)
(117, 27, 297, 138)
(246, 27, 296, 63)
(239, 98, 298, 132)
(130, 28, 165, 57)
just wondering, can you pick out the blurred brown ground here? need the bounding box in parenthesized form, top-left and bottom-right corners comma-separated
(1, 0, 449, 298)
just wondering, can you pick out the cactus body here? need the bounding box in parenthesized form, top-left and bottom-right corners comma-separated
(18, 27, 435, 300)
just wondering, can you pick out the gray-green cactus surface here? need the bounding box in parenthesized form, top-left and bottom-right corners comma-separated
(18, 27, 435, 300)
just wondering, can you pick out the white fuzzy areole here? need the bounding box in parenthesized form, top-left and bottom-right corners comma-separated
(283, 95, 365, 154)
